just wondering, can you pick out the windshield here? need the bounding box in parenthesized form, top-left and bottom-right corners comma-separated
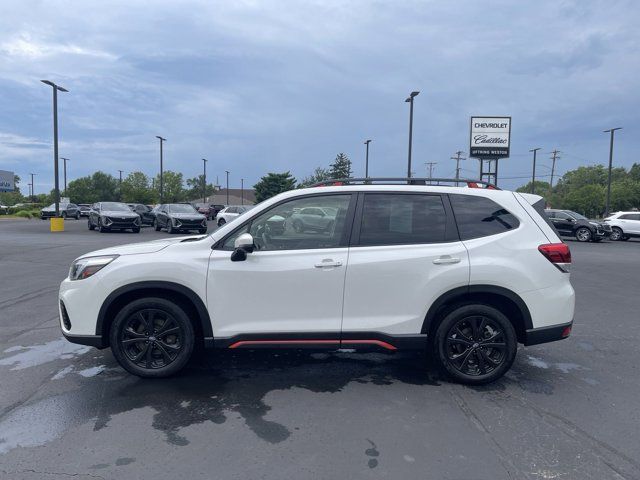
(169, 204, 197, 213)
(566, 211, 588, 220)
(101, 202, 131, 212)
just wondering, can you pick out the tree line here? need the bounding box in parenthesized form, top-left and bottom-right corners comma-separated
(516, 163, 640, 218)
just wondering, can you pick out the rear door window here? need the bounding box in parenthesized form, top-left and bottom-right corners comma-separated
(357, 194, 448, 246)
(450, 195, 520, 240)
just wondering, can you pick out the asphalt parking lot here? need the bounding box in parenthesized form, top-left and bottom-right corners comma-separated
(1, 218, 639, 480)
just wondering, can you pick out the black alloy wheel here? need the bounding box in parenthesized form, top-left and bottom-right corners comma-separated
(435, 304, 517, 385)
(110, 298, 195, 377)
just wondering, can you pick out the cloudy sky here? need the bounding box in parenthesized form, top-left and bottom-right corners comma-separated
(0, 0, 638, 194)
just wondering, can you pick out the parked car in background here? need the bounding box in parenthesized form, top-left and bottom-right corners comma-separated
(604, 211, 640, 241)
(194, 203, 213, 219)
(217, 205, 253, 226)
(290, 206, 338, 232)
(544, 209, 611, 242)
(127, 203, 155, 226)
(41, 203, 81, 220)
(88, 202, 141, 233)
(154, 203, 207, 234)
(78, 204, 91, 217)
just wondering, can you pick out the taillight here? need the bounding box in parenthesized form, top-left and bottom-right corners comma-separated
(538, 243, 571, 272)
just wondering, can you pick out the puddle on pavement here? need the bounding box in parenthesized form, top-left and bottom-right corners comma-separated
(0, 338, 91, 370)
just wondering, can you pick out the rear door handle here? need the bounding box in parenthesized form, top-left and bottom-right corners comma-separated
(314, 260, 343, 268)
(433, 256, 461, 265)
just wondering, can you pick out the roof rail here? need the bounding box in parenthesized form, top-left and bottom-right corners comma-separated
(310, 177, 500, 190)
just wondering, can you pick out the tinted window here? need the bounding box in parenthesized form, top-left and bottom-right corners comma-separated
(450, 195, 519, 240)
(619, 214, 640, 220)
(359, 194, 447, 246)
(221, 195, 352, 251)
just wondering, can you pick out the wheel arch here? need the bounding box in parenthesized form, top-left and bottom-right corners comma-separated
(96, 281, 213, 348)
(422, 285, 533, 344)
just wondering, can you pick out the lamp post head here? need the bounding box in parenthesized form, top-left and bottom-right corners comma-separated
(156, 135, 166, 141)
(405, 91, 420, 102)
(41, 80, 68, 92)
(603, 127, 622, 133)
(364, 139, 371, 145)
(529, 148, 541, 153)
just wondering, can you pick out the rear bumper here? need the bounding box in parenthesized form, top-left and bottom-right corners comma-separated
(523, 321, 573, 346)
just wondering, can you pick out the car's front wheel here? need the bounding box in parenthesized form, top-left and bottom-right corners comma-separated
(88, 219, 95, 231)
(434, 304, 517, 385)
(575, 227, 592, 242)
(609, 227, 623, 241)
(109, 297, 195, 378)
(153, 218, 161, 231)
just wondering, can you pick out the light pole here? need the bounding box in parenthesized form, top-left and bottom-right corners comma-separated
(364, 140, 371, 178)
(241, 178, 244, 205)
(118, 169, 123, 200)
(29, 172, 37, 202)
(41, 80, 68, 217)
(529, 148, 541, 194)
(156, 136, 166, 203)
(405, 91, 419, 180)
(604, 127, 622, 217)
(202, 158, 208, 203)
(61, 157, 69, 195)
(225, 170, 230, 205)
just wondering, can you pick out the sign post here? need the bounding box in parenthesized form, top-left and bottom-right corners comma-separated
(469, 116, 511, 186)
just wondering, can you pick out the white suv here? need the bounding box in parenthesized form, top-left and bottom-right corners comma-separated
(59, 180, 575, 384)
(604, 211, 640, 241)
(216, 205, 253, 226)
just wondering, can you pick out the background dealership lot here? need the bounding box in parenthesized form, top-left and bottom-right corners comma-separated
(0, 219, 639, 479)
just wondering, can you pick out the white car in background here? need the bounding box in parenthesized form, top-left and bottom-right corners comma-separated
(290, 206, 338, 232)
(604, 211, 640, 241)
(217, 205, 253, 226)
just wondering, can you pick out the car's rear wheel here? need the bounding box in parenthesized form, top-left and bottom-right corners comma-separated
(434, 304, 517, 385)
(109, 297, 195, 378)
(610, 227, 623, 241)
(217, 218, 226, 227)
(575, 227, 592, 242)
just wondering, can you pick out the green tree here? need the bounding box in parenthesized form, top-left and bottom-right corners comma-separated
(329, 153, 352, 179)
(65, 172, 119, 204)
(629, 163, 640, 182)
(563, 184, 605, 218)
(121, 172, 156, 204)
(254, 172, 296, 203)
(298, 167, 332, 188)
(610, 179, 640, 212)
(185, 175, 215, 201)
(154, 170, 186, 202)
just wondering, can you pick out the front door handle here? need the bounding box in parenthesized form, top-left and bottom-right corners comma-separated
(314, 259, 343, 268)
(433, 256, 461, 265)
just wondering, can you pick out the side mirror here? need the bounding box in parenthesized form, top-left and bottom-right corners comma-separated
(231, 233, 254, 262)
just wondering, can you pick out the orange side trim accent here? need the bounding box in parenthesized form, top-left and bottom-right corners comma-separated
(340, 340, 397, 351)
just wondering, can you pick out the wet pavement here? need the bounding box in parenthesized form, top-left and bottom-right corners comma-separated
(1, 219, 639, 479)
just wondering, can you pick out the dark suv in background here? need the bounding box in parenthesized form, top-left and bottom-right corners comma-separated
(127, 203, 155, 226)
(154, 203, 207, 234)
(88, 202, 141, 233)
(545, 209, 611, 242)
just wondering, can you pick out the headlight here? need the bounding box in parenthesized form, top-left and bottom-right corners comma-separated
(69, 255, 118, 281)
(201, 219, 207, 227)
(173, 218, 182, 226)
(101, 215, 112, 226)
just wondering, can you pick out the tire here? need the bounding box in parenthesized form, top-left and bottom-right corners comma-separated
(433, 304, 517, 385)
(97, 218, 109, 233)
(622, 236, 630, 241)
(153, 219, 161, 231)
(61, 211, 67, 219)
(109, 297, 195, 378)
(292, 220, 303, 233)
(167, 223, 174, 234)
(217, 218, 226, 227)
(88, 219, 95, 231)
(575, 227, 592, 242)
(75, 212, 80, 220)
(609, 227, 623, 241)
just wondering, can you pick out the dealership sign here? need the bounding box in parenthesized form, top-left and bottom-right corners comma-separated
(469, 117, 511, 158)
(0, 170, 14, 192)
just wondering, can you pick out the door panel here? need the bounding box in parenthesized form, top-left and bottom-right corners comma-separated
(208, 248, 349, 336)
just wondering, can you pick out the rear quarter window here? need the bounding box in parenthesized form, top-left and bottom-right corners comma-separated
(450, 194, 520, 240)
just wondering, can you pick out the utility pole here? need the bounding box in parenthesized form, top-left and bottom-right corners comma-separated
(155, 136, 166, 204)
(604, 128, 622, 217)
(118, 170, 123, 201)
(549, 150, 560, 189)
(450, 151, 466, 186)
(241, 178, 244, 205)
(41, 80, 68, 217)
(425, 162, 437, 183)
(202, 158, 208, 203)
(225, 170, 230, 205)
(28, 183, 32, 199)
(405, 91, 419, 180)
(29, 173, 36, 202)
(529, 148, 541, 194)
(364, 139, 371, 178)
(61, 157, 69, 194)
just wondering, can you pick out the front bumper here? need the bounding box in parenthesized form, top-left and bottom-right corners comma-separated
(523, 321, 573, 346)
(62, 332, 106, 348)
